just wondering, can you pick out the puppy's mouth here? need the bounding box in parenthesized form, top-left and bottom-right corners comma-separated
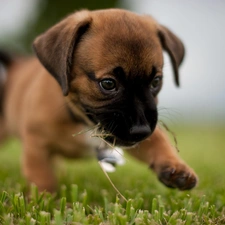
(101, 135, 138, 148)
(85, 110, 156, 147)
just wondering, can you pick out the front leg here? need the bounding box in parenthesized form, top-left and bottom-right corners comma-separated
(22, 134, 57, 193)
(127, 126, 198, 190)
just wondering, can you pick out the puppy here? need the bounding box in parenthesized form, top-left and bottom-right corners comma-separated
(0, 9, 197, 192)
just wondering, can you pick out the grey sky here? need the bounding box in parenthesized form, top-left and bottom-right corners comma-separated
(0, 0, 39, 36)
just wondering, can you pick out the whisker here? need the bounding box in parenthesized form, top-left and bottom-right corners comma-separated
(72, 123, 100, 137)
(158, 115, 176, 125)
(112, 136, 116, 147)
(158, 107, 182, 117)
(92, 133, 114, 138)
(92, 133, 115, 149)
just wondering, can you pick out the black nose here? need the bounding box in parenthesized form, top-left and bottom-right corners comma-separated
(129, 125, 151, 142)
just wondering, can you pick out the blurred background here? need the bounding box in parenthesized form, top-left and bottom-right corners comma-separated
(0, 0, 224, 126)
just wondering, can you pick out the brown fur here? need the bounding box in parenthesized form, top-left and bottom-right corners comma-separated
(1, 9, 197, 192)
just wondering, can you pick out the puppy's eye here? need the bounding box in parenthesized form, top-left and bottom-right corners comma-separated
(151, 76, 162, 89)
(100, 79, 116, 91)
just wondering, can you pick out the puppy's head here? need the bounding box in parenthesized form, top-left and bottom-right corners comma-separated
(33, 9, 184, 147)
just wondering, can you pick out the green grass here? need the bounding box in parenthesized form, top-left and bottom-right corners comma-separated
(0, 125, 225, 224)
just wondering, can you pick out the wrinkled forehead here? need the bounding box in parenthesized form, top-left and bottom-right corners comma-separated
(75, 10, 164, 75)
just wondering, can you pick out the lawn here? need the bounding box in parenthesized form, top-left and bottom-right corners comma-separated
(0, 125, 224, 224)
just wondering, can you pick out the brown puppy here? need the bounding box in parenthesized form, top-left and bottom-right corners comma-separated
(0, 9, 197, 192)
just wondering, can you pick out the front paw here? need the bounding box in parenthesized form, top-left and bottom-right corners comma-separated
(154, 163, 198, 190)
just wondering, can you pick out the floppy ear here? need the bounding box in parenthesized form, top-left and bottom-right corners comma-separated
(33, 10, 92, 95)
(158, 25, 185, 86)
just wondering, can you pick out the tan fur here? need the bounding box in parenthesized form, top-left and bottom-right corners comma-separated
(1, 9, 197, 192)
